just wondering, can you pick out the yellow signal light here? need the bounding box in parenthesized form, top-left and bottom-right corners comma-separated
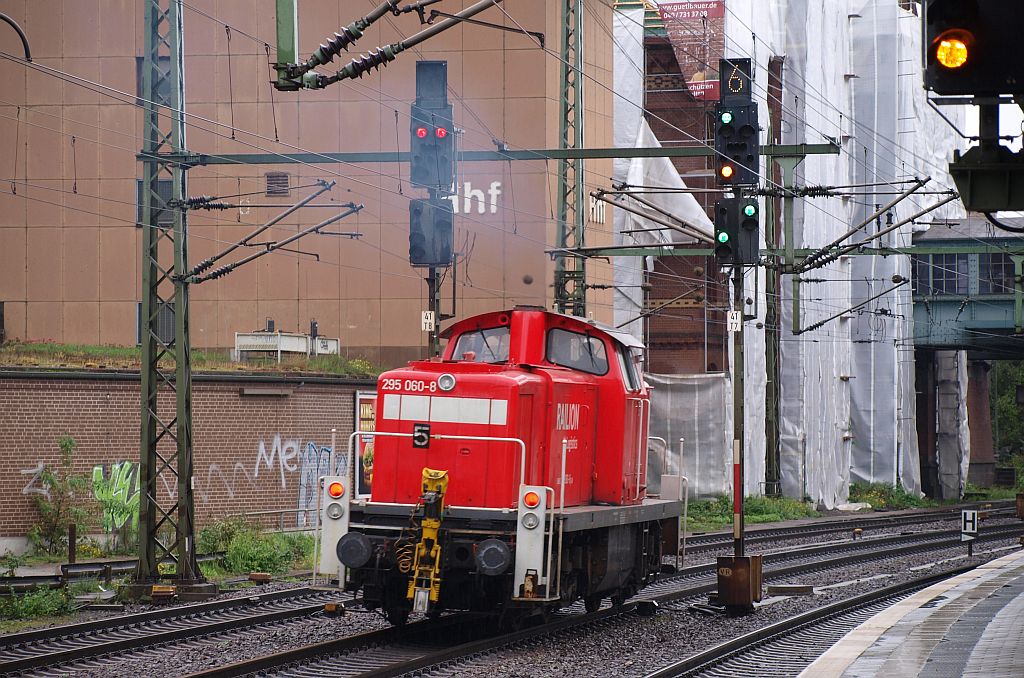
(935, 30, 973, 69)
(720, 164, 735, 179)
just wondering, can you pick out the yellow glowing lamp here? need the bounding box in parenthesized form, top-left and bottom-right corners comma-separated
(935, 30, 973, 69)
(720, 164, 735, 180)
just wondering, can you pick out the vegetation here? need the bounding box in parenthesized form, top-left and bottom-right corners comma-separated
(198, 517, 315, 577)
(990, 360, 1024, 490)
(848, 482, 935, 510)
(684, 495, 819, 533)
(27, 437, 93, 555)
(1, 551, 27, 577)
(0, 587, 75, 623)
(0, 340, 381, 377)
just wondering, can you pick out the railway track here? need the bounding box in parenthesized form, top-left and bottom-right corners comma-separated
(3, 512, 1018, 677)
(680, 501, 1016, 556)
(0, 586, 347, 676)
(0, 552, 226, 595)
(643, 566, 973, 678)
(180, 520, 1024, 678)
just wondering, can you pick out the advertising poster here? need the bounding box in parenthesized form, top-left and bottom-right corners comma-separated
(355, 391, 377, 497)
(658, 1, 726, 101)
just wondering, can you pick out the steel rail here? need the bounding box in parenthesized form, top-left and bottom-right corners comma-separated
(643, 565, 977, 678)
(681, 504, 1017, 552)
(183, 523, 1024, 677)
(0, 587, 344, 674)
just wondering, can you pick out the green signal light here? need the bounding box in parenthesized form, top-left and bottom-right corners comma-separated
(720, 111, 734, 124)
(743, 204, 757, 217)
(717, 231, 730, 243)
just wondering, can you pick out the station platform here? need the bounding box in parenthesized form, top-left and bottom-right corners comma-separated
(801, 547, 1024, 677)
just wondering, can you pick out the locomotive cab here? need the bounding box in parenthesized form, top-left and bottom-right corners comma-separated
(316, 307, 683, 625)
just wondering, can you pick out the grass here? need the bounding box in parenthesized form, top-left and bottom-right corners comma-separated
(0, 612, 79, 634)
(196, 517, 315, 578)
(848, 482, 937, 510)
(0, 587, 75, 623)
(684, 495, 819, 533)
(0, 340, 380, 377)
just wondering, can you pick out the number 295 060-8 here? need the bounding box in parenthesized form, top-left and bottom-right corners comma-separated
(380, 378, 436, 393)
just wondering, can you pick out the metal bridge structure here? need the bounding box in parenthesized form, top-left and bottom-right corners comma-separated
(911, 217, 1024, 359)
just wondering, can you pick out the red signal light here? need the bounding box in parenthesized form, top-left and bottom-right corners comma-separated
(523, 491, 540, 508)
(415, 127, 428, 139)
(435, 127, 448, 139)
(328, 481, 345, 498)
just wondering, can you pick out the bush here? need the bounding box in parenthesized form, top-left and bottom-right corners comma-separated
(223, 531, 291, 575)
(849, 482, 932, 510)
(274, 532, 315, 569)
(0, 587, 74, 620)
(1, 551, 27, 577)
(198, 516, 254, 554)
(28, 437, 93, 555)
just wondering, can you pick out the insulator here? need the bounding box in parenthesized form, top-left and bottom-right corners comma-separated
(206, 266, 230, 280)
(337, 44, 401, 81)
(305, 26, 362, 70)
(191, 258, 214, 274)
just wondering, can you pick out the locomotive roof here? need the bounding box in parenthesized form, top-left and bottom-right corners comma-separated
(440, 307, 645, 351)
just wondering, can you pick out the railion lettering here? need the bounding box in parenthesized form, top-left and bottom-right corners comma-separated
(556, 403, 580, 431)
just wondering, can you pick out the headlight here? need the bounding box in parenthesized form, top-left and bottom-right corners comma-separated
(438, 373, 456, 391)
(326, 502, 344, 520)
(521, 512, 540, 530)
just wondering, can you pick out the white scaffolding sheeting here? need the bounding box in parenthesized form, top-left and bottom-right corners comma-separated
(613, 9, 712, 341)
(622, 2, 967, 506)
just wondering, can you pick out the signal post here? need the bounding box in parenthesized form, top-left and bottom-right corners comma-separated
(712, 59, 764, 612)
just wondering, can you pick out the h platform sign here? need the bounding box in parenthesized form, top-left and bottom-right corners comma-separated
(961, 509, 978, 556)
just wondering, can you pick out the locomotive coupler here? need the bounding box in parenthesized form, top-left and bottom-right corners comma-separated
(407, 467, 449, 612)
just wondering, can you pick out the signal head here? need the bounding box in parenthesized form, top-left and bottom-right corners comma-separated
(934, 29, 973, 69)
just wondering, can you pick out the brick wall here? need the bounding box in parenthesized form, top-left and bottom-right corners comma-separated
(643, 39, 729, 374)
(0, 370, 374, 537)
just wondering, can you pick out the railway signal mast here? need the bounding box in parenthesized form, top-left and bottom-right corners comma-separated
(408, 61, 457, 357)
(924, 0, 1024, 221)
(713, 59, 763, 610)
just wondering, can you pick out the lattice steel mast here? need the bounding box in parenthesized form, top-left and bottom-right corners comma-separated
(133, 0, 208, 595)
(555, 0, 586, 316)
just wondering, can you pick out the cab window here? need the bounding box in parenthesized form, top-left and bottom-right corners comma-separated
(546, 328, 609, 375)
(617, 346, 641, 391)
(451, 326, 510, 363)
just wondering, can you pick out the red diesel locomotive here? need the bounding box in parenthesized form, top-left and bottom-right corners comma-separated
(317, 307, 684, 624)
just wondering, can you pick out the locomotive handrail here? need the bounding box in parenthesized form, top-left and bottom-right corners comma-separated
(649, 436, 668, 480)
(627, 398, 649, 501)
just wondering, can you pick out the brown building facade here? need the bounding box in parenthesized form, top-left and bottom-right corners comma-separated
(0, 1, 615, 367)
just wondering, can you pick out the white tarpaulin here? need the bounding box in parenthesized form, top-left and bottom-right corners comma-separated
(613, 9, 713, 340)
(620, 2, 965, 506)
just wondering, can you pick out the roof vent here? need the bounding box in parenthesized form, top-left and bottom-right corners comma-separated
(265, 172, 290, 196)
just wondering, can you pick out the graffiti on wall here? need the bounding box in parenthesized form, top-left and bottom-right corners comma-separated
(19, 461, 49, 499)
(16, 433, 345, 528)
(92, 461, 140, 532)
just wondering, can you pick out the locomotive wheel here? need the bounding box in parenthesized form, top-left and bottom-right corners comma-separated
(584, 595, 602, 613)
(386, 607, 410, 626)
